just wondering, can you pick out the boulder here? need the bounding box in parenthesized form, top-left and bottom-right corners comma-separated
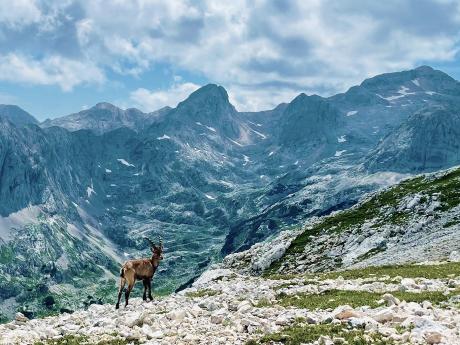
(424, 330, 443, 344)
(237, 300, 252, 313)
(382, 293, 400, 306)
(372, 308, 394, 323)
(448, 251, 460, 262)
(15, 312, 29, 323)
(166, 309, 187, 321)
(332, 305, 361, 320)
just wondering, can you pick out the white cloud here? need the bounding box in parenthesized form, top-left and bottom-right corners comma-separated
(75, 0, 460, 109)
(0, 54, 105, 91)
(1, 1, 460, 110)
(0, 0, 41, 29)
(130, 82, 200, 112)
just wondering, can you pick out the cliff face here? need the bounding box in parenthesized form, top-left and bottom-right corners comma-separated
(365, 105, 460, 172)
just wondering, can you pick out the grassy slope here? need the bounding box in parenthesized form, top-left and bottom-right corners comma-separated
(267, 167, 460, 274)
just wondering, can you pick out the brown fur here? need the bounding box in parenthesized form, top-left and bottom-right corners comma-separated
(115, 241, 163, 309)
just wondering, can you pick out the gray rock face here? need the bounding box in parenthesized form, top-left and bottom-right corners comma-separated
(366, 105, 460, 172)
(41, 102, 170, 134)
(0, 105, 38, 126)
(278, 94, 339, 154)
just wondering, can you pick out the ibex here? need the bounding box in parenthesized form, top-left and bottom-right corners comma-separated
(115, 237, 164, 309)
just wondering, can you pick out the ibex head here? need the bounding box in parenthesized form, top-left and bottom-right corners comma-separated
(143, 236, 164, 261)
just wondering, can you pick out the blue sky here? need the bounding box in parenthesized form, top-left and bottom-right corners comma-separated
(0, 0, 459, 120)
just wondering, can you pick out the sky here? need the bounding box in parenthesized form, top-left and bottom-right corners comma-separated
(0, 0, 460, 121)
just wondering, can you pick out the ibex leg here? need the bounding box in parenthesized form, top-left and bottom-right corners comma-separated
(147, 279, 153, 301)
(142, 279, 148, 301)
(115, 277, 126, 309)
(125, 282, 134, 307)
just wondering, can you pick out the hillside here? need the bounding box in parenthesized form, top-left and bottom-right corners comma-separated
(223, 166, 460, 276)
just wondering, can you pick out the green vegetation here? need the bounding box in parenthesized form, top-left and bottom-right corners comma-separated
(267, 168, 460, 274)
(34, 335, 137, 345)
(246, 323, 395, 345)
(443, 219, 460, 228)
(320, 261, 460, 280)
(267, 261, 460, 281)
(0, 246, 14, 264)
(185, 289, 221, 298)
(259, 289, 455, 310)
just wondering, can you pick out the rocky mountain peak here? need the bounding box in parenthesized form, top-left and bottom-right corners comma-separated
(177, 84, 234, 113)
(92, 102, 120, 111)
(360, 65, 460, 96)
(279, 93, 339, 147)
(0, 104, 38, 126)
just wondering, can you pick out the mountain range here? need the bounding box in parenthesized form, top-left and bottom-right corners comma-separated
(1, 65, 460, 321)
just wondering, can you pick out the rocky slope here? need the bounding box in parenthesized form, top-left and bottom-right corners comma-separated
(1, 260, 460, 344)
(0, 105, 38, 126)
(222, 166, 460, 277)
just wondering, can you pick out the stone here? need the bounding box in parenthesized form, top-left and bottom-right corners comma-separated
(318, 335, 334, 345)
(124, 311, 144, 327)
(382, 293, 400, 306)
(422, 301, 433, 309)
(400, 278, 418, 290)
(166, 309, 187, 321)
(449, 251, 460, 262)
(275, 314, 291, 325)
(424, 330, 443, 344)
(210, 309, 227, 324)
(237, 300, 252, 313)
(372, 308, 394, 323)
(15, 312, 29, 323)
(332, 305, 360, 320)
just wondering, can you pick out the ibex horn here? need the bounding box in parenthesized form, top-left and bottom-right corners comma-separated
(143, 237, 156, 247)
(158, 236, 163, 249)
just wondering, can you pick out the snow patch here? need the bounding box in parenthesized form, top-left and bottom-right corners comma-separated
(346, 110, 358, 116)
(337, 135, 346, 143)
(205, 194, 216, 200)
(268, 151, 274, 157)
(248, 120, 262, 127)
(157, 134, 171, 140)
(243, 155, 250, 166)
(228, 138, 243, 147)
(381, 86, 417, 101)
(335, 150, 347, 157)
(105, 169, 112, 173)
(412, 78, 420, 87)
(117, 159, 135, 167)
(195, 122, 217, 133)
(86, 179, 96, 198)
(250, 128, 267, 139)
